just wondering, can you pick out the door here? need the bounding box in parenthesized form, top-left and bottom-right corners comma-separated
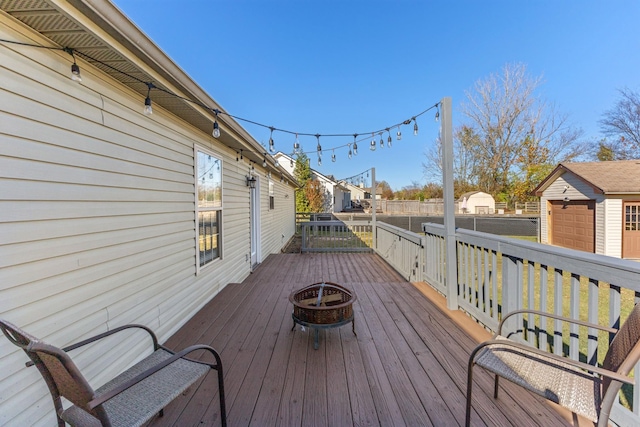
(623, 202, 640, 259)
(550, 200, 595, 252)
(250, 176, 260, 267)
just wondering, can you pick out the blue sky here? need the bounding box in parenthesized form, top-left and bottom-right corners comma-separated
(114, 0, 640, 190)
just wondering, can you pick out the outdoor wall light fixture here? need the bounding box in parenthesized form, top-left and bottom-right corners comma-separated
(563, 196, 570, 202)
(246, 175, 256, 188)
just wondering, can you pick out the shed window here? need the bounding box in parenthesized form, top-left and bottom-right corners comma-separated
(196, 149, 222, 267)
(626, 205, 639, 231)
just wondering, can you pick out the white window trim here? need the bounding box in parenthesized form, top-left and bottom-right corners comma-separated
(195, 145, 223, 274)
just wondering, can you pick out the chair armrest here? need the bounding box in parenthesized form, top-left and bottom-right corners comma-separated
(471, 338, 635, 386)
(498, 309, 618, 336)
(25, 324, 160, 368)
(62, 324, 159, 353)
(87, 344, 222, 410)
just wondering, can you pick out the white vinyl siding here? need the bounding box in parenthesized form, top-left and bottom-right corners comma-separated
(0, 17, 295, 426)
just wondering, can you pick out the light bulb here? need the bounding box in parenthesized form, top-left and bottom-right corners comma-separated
(413, 119, 418, 136)
(331, 151, 336, 162)
(318, 156, 322, 166)
(348, 143, 352, 159)
(144, 96, 153, 115)
(379, 134, 384, 149)
(212, 120, 220, 138)
(353, 142, 358, 155)
(316, 134, 322, 154)
(262, 156, 267, 168)
(435, 110, 440, 122)
(387, 132, 392, 148)
(71, 63, 82, 82)
(370, 139, 376, 151)
(293, 133, 300, 153)
(268, 128, 275, 153)
(396, 126, 402, 141)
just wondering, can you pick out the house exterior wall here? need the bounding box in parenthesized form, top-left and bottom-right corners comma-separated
(0, 15, 294, 426)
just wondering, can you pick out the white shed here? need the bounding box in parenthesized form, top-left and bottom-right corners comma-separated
(459, 191, 496, 214)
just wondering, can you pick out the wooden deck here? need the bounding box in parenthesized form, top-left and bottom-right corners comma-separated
(150, 253, 583, 427)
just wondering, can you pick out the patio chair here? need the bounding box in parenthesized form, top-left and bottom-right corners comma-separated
(465, 304, 640, 427)
(0, 320, 226, 427)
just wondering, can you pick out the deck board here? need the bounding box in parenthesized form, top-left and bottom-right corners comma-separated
(150, 253, 578, 427)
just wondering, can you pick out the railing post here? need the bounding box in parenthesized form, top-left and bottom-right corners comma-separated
(441, 97, 458, 310)
(501, 254, 521, 334)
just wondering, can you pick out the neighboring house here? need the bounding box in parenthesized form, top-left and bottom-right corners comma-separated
(459, 191, 496, 214)
(342, 181, 369, 204)
(534, 161, 640, 258)
(274, 152, 350, 212)
(0, 2, 296, 425)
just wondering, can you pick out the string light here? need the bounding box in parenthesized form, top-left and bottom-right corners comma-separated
(212, 109, 220, 138)
(63, 47, 81, 82)
(144, 82, 154, 115)
(293, 133, 300, 153)
(0, 38, 441, 167)
(370, 133, 376, 151)
(379, 133, 384, 149)
(413, 117, 419, 136)
(262, 153, 267, 168)
(268, 127, 275, 153)
(331, 149, 336, 162)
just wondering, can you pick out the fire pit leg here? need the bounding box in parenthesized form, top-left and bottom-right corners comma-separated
(352, 319, 357, 336)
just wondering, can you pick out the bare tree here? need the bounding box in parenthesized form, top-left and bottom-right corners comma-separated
(422, 129, 477, 190)
(599, 88, 640, 158)
(460, 63, 583, 197)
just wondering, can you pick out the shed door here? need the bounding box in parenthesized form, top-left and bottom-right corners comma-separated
(623, 202, 640, 259)
(550, 200, 595, 253)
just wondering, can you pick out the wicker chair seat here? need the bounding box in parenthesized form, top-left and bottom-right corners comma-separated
(60, 349, 209, 427)
(475, 336, 600, 422)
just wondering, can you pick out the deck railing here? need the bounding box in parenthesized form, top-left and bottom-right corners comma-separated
(298, 217, 640, 424)
(422, 222, 640, 426)
(300, 220, 372, 252)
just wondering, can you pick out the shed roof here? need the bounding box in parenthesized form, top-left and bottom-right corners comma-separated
(534, 160, 640, 195)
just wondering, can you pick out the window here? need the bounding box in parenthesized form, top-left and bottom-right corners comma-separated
(269, 180, 275, 210)
(196, 149, 222, 267)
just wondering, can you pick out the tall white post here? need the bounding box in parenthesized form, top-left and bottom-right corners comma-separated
(441, 97, 458, 310)
(371, 167, 377, 250)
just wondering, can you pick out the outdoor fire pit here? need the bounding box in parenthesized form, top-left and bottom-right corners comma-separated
(290, 282, 357, 349)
